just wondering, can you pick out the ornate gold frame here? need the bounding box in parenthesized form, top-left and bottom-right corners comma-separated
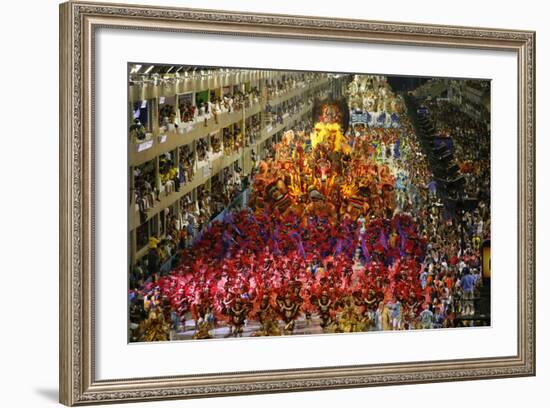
(59, 1, 536, 405)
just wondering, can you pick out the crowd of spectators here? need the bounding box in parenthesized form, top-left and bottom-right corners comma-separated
(397, 99, 491, 325)
(424, 100, 490, 209)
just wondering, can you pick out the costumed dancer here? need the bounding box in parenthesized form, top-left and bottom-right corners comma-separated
(276, 292, 302, 335)
(139, 307, 170, 342)
(337, 296, 364, 333)
(255, 294, 280, 336)
(358, 288, 378, 331)
(225, 297, 250, 337)
(313, 290, 334, 331)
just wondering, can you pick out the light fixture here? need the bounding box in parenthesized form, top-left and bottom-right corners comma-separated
(144, 65, 155, 74)
(130, 64, 142, 74)
(166, 66, 174, 74)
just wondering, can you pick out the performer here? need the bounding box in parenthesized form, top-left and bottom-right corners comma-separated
(225, 297, 250, 337)
(338, 296, 365, 333)
(276, 293, 302, 335)
(360, 289, 379, 331)
(313, 290, 333, 331)
(139, 307, 170, 342)
(404, 289, 421, 330)
(255, 294, 280, 336)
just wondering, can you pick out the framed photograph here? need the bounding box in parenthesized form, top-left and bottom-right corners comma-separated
(59, 1, 536, 405)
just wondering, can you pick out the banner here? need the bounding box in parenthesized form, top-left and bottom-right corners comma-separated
(351, 112, 370, 124)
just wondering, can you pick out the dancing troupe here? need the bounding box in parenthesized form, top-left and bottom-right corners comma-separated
(130, 75, 489, 341)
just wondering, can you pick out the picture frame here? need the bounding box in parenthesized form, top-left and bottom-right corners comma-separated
(59, 1, 536, 405)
